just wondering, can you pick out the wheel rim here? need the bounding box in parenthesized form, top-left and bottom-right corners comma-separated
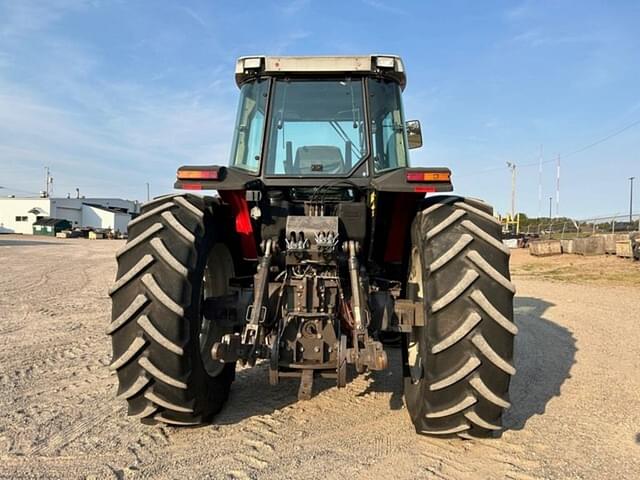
(200, 243, 235, 377)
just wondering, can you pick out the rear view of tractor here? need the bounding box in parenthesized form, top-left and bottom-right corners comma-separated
(108, 55, 517, 438)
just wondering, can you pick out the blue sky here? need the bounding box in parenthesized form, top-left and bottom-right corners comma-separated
(0, 0, 638, 218)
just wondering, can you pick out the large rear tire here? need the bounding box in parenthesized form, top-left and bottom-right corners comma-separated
(108, 194, 235, 426)
(403, 196, 517, 438)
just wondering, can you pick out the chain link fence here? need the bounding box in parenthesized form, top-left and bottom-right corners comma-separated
(515, 214, 639, 240)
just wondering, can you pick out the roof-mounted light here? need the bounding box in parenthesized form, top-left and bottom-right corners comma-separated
(243, 57, 262, 70)
(376, 56, 395, 69)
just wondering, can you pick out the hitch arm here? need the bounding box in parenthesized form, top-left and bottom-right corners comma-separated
(211, 239, 274, 365)
(242, 239, 274, 363)
(344, 240, 387, 373)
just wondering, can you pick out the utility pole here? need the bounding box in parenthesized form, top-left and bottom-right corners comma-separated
(44, 166, 50, 197)
(630, 176, 635, 226)
(146, 182, 150, 202)
(506, 162, 516, 219)
(549, 196, 552, 219)
(556, 154, 560, 217)
(538, 145, 543, 218)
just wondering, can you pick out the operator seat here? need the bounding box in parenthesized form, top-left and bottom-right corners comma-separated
(294, 146, 344, 174)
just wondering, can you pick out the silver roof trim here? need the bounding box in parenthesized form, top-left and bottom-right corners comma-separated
(235, 54, 406, 89)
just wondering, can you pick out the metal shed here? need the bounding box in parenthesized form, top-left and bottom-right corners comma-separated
(32, 217, 72, 236)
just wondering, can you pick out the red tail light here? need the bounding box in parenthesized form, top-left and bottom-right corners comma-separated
(406, 170, 451, 182)
(177, 167, 220, 181)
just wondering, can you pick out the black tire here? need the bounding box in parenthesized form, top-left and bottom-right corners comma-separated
(108, 194, 235, 426)
(403, 195, 517, 438)
(631, 233, 640, 261)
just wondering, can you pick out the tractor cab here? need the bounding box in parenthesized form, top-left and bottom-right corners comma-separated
(175, 55, 451, 192)
(230, 56, 406, 178)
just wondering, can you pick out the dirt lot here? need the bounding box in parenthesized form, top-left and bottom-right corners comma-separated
(511, 246, 640, 286)
(0, 236, 639, 479)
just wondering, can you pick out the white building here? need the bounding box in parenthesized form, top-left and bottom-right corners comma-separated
(0, 197, 140, 234)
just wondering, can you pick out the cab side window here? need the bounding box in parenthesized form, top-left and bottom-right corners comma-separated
(369, 79, 408, 173)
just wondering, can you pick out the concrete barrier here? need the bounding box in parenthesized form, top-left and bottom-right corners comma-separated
(601, 233, 630, 254)
(560, 239, 575, 254)
(616, 240, 632, 258)
(529, 240, 562, 256)
(502, 238, 519, 249)
(573, 236, 605, 256)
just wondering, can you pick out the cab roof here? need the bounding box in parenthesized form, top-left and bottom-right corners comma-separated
(235, 54, 406, 90)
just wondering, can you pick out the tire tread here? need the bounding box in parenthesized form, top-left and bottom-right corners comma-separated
(404, 196, 516, 438)
(109, 194, 233, 426)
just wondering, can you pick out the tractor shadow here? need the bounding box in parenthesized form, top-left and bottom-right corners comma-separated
(358, 296, 578, 430)
(503, 296, 577, 431)
(213, 361, 337, 425)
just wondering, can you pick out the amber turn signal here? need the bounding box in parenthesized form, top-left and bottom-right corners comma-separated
(406, 170, 451, 182)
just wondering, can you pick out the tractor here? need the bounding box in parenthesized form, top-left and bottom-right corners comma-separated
(108, 55, 516, 438)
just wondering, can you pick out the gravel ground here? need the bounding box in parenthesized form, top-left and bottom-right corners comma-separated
(0, 236, 638, 479)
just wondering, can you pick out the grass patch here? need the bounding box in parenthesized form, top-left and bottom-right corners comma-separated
(512, 256, 640, 286)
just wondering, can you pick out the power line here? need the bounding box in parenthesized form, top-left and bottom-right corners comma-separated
(561, 118, 640, 160)
(521, 117, 640, 168)
(458, 117, 640, 177)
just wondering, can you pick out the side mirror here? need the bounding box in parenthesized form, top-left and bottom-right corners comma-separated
(406, 120, 423, 149)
